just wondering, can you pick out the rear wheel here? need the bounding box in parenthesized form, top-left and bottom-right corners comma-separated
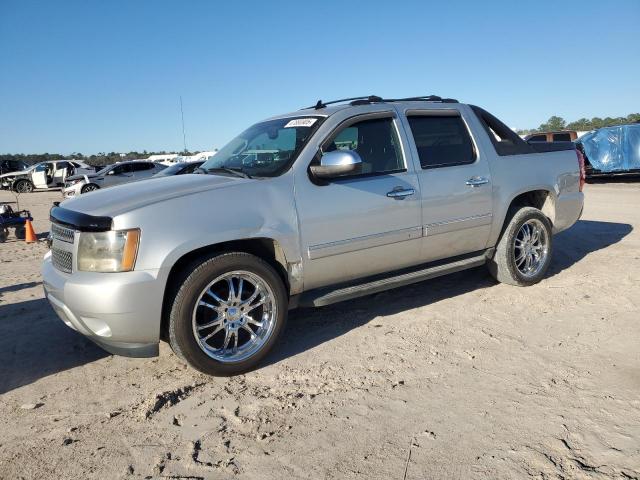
(13, 179, 33, 193)
(81, 183, 99, 194)
(168, 252, 287, 376)
(487, 207, 553, 286)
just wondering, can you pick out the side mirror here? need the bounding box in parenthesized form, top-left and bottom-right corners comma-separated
(310, 150, 363, 179)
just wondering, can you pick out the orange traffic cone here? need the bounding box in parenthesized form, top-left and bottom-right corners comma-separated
(25, 219, 37, 243)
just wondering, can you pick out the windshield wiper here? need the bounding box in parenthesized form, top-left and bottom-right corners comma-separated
(206, 167, 252, 179)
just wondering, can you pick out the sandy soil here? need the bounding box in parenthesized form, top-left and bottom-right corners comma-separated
(0, 183, 639, 480)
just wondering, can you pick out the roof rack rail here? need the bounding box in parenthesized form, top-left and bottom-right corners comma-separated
(304, 95, 458, 110)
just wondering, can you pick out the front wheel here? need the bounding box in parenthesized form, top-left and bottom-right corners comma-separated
(487, 207, 553, 286)
(13, 179, 33, 193)
(168, 252, 287, 376)
(81, 183, 99, 194)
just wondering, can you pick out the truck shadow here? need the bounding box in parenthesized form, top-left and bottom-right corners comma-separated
(547, 219, 632, 277)
(266, 219, 631, 366)
(0, 298, 107, 394)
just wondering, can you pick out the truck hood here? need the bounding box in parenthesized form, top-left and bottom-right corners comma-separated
(61, 174, 249, 217)
(0, 170, 29, 179)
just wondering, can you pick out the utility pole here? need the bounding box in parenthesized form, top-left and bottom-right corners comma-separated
(180, 96, 187, 153)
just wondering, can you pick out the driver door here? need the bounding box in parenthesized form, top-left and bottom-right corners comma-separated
(296, 112, 423, 290)
(104, 164, 133, 187)
(32, 163, 51, 188)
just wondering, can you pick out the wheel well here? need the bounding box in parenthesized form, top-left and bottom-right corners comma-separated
(159, 238, 290, 341)
(507, 190, 555, 225)
(12, 178, 33, 191)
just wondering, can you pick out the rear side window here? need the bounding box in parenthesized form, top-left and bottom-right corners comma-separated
(527, 134, 547, 142)
(407, 115, 475, 169)
(552, 133, 571, 142)
(131, 162, 154, 171)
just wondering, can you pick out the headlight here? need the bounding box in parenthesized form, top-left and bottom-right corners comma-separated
(77, 229, 140, 272)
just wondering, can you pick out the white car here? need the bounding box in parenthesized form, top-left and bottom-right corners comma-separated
(1, 160, 95, 192)
(62, 160, 166, 198)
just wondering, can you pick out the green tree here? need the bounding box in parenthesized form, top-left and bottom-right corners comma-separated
(539, 116, 566, 131)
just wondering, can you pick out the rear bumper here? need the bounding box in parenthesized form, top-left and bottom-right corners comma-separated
(42, 252, 163, 357)
(553, 191, 584, 233)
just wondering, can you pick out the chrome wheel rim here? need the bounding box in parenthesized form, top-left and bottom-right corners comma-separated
(514, 219, 549, 277)
(84, 185, 96, 192)
(192, 271, 277, 363)
(16, 182, 30, 193)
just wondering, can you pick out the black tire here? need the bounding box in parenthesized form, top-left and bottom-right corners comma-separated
(13, 179, 33, 193)
(487, 206, 553, 286)
(0, 228, 8, 243)
(168, 252, 288, 376)
(81, 183, 99, 194)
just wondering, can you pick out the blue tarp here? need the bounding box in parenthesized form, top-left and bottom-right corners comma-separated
(578, 124, 640, 172)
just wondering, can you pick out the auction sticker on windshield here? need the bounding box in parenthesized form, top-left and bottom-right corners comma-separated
(284, 118, 317, 128)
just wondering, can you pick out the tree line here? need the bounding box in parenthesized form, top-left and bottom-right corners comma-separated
(517, 113, 640, 135)
(3, 112, 640, 164)
(0, 151, 197, 167)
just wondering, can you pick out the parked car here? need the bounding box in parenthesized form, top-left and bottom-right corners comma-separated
(1, 160, 94, 192)
(575, 123, 640, 177)
(43, 95, 585, 376)
(62, 160, 166, 198)
(151, 160, 204, 178)
(524, 130, 580, 143)
(0, 159, 29, 176)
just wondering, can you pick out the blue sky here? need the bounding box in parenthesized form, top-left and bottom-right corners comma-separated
(1, 0, 638, 154)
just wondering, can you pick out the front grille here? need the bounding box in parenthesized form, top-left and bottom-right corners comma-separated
(51, 223, 75, 243)
(52, 248, 73, 273)
(51, 222, 75, 273)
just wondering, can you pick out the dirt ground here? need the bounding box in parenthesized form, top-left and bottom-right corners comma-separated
(0, 183, 639, 480)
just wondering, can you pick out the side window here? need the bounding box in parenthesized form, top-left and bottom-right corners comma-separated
(131, 162, 153, 172)
(35, 163, 48, 172)
(407, 115, 475, 169)
(56, 161, 70, 169)
(552, 133, 571, 142)
(324, 117, 404, 175)
(527, 134, 547, 142)
(112, 164, 129, 175)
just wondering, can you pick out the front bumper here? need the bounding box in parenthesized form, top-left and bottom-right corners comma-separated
(42, 252, 163, 357)
(62, 184, 82, 198)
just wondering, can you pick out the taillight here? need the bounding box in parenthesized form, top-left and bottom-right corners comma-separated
(575, 148, 586, 192)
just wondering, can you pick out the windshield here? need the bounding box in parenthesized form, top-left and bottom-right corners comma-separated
(200, 116, 323, 177)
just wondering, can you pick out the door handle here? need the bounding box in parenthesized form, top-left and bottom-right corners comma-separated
(386, 187, 415, 199)
(465, 176, 489, 187)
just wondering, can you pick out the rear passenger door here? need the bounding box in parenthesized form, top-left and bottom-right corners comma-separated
(130, 162, 156, 180)
(401, 109, 493, 262)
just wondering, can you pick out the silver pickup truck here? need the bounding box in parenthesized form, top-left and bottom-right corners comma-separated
(42, 95, 585, 376)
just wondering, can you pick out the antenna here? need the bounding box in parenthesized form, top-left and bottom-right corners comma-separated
(180, 96, 187, 153)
